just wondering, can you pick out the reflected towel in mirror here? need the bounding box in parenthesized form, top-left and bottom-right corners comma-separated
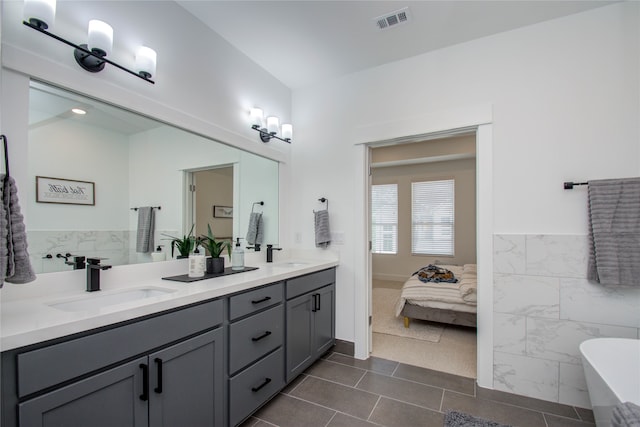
(246, 212, 264, 245)
(136, 206, 155, 253)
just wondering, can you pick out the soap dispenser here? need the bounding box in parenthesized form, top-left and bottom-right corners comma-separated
(231, 238, 245, 270)
(188, 247, 205, 278)
(152, 245, 166, 262)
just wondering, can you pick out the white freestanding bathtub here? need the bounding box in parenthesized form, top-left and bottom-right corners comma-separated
(579, 338, 640, 427)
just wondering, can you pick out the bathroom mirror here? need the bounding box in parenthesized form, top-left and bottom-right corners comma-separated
(27, 81, 279, 274)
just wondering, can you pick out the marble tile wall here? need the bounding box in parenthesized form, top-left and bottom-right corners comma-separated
(28, 229, 178, 273)
(493, 234, 640, 409)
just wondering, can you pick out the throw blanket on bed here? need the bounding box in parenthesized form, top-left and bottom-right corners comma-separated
(413, 264, 458, 283)
(395, 264, 477, 317)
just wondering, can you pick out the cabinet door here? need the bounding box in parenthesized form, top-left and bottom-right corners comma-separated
(149, 328, 224, 427)
(19, 357, 148, 427)
(286, 293, 314, 382)
(313, 284, 335, 358)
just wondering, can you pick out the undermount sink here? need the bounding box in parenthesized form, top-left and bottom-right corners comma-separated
(271, 261, 309, 268)
(48, 287, 176, 312)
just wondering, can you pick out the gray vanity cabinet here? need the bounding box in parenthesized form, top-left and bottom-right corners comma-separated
(148, 328, 224, 427)
(2, 299, 225, 427)
(228, 282, 285, 427)
(285, 268, 336, 382)
(18, 329, 223, 427)
(19, 356, 149, 427)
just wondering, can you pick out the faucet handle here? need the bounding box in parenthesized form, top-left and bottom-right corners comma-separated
(87, 257, 111, 269)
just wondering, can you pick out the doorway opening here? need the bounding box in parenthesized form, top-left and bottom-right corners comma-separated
(185, 165, 236, 253)
(369, 133, 477, 378)
(354, 118, 493, 388)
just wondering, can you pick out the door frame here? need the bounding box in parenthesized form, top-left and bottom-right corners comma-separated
(353, 105, 494, 389)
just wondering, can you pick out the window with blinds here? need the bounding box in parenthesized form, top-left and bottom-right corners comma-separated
(411, 179, 454, 256)
(371, 184, 398, 254)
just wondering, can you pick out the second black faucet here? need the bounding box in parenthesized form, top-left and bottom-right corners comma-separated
(86, 258, 112, 292)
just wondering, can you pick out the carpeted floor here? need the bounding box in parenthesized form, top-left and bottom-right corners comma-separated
(371, 279, 478, 379)
(372, 287, 444, 342)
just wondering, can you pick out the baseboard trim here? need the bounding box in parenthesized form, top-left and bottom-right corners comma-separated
(333, 339, 355, 356)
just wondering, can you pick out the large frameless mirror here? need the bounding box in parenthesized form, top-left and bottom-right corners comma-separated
(27, 81, 278, 273)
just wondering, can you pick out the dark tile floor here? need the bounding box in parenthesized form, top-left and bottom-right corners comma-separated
(240, 350, 595, 427)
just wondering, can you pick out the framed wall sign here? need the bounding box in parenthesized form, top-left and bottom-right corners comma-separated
(213, 205, 233, 218)
(36, 176, 95, 206)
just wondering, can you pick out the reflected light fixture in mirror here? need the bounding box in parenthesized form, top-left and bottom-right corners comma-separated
(22, 0, 157, 83)
(250, 107, 293, 143)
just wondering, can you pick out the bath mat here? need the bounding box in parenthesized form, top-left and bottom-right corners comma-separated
(443, 410, 512, 427)
(372, 287, 444, 343)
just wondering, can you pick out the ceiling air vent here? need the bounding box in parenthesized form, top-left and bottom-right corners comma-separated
(373, 7, 411, 31)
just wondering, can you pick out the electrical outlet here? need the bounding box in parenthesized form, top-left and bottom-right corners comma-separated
(295, 232, 302, 244)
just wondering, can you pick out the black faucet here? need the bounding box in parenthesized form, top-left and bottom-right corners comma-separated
(266, 244, 282, 263)
(58, 253, 86, 270)
(86, 258, 112, 292)
(247, 243, 261, 252)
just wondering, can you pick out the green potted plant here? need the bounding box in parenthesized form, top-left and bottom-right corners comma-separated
(162, 225, 197, 259)
(200, 224, 232, 274)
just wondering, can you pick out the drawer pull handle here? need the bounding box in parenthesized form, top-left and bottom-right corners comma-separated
(251, 296, 272, 304)
(139, 363, 149, 401)
(251, 331, 272, 341)
(251, 377, 272, 392)
(154, 358, 163, 394)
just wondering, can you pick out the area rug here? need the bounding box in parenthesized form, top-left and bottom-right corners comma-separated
(372, 287, 444, 343)
(443, 410, 512, 427)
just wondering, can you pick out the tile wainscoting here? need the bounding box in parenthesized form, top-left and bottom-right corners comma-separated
(493, 234, 640, 408)
(27, 229, 179, 274)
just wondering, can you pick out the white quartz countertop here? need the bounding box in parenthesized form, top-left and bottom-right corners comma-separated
(0, 255, 338, 351)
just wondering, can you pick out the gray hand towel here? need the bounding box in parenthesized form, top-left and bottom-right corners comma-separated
(246, 212, 263, 245)
(587, 178, 640, 285)
(314, 209, 331, 248)
(2, 175, 36, 286)
(0, 175, 8, 288)
(612, 402, 640, 427)
(255, 213, 264, 245)
(136, 206, 155, 253)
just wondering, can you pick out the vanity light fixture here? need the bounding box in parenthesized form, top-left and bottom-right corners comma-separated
(22, 0, 157, 84)
(249, 107, 293, 143)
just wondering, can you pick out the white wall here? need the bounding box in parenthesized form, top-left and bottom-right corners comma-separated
(1, 0, 291, 213)
(28, 119, 130, 230)
(291, 2, 639, 406)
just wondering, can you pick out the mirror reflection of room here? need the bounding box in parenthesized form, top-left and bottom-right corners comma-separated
(26, 82, 278, 274)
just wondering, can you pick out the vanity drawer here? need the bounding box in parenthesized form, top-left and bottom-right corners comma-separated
(17, 298, 223, 397)
(229, 282, 283, 320)
(285, 268, 335, 300)
(229, 347, 284, 427)
(229, 304, 284, 374)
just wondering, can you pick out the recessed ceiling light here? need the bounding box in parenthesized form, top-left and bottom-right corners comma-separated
(71, 108, 86, 115)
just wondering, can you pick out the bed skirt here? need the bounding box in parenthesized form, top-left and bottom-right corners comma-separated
(401, 303, 477, 328)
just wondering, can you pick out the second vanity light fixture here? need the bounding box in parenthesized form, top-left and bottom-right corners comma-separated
(250, 108, 293, 143)
(22, 0, 157, 84)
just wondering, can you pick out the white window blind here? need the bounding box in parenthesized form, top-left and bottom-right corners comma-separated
(412, 179, 454, 256)
(371, 184, 398, 254)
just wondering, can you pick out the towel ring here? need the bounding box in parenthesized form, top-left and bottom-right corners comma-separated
(252, 201, 264, 213)
(315, 197, 328, 212)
